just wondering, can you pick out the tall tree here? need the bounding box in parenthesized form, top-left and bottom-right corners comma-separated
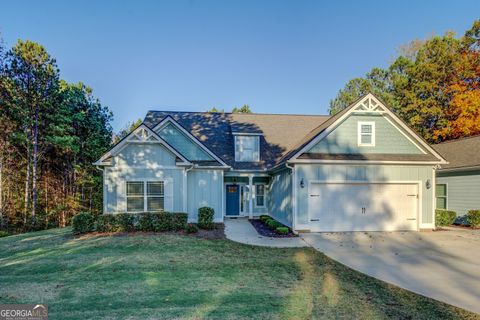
(4, 40, 60, 218)
(329, 20, 480, 143)
(0, 39, 112, 232)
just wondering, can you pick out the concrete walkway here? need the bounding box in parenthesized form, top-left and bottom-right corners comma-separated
(224, 218, 307, 248)
(301, 229, 480, 314)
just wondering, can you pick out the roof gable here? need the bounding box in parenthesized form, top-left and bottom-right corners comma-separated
(287, 93, 447, 164)
(94, 124, 191, 166)
(306, 113, 426, 155)
(145, 111, 329, 170)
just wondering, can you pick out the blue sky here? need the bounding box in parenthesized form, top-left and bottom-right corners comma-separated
(1, 0, 478, 131)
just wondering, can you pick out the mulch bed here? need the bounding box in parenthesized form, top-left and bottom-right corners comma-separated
(249, 219, 297, 238)
(77, 223, 226, 240)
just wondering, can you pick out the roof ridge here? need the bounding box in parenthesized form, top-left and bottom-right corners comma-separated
(435, 134, 480, 145)
(146, 110, 330, 117)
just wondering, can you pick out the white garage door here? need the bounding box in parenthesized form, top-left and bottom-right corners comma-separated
(308, 182, 418, 232)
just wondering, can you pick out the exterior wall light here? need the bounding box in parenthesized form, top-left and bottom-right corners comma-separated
(426, 179, 431, 189)
(300, 178, 305, 188)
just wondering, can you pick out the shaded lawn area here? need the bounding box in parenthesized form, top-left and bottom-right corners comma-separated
(0, 228, 478, 320)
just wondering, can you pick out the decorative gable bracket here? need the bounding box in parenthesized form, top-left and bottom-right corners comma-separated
(352, 95, 385, 113)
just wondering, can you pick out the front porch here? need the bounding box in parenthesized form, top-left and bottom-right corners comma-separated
(223, 174, 270, 218)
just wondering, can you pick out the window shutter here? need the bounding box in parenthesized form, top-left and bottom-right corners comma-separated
(117, 180, 126, 212)
(164, 178, 174, 211)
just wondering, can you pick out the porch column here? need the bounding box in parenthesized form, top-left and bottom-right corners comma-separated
(248, 174, 253, 219)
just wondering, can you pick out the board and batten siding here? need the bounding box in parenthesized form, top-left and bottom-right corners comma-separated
(307, 114, 424, 154)
(104, 143, 184, 213)
(294, 164, 434, 230)
(436, 170, 480, 217)
(268, 169, 293, 227)
(187, 169, 223, 222)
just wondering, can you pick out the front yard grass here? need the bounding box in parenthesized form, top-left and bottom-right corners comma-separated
(0, 228, 478, 319)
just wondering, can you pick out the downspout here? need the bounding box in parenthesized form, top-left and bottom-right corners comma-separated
(183, 165, 194, 215)
(94, 165, 106, 214)
(285, 162, 297, 232)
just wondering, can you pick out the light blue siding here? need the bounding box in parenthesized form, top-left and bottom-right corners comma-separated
(268, 169, 293, 227)
(308, 114, 424, 154)
(113, 143, 177, 167)
(295, 164, 434, 229)
(156, 122, 213, 161)
(436, 170, 480, 217)
(187, 169, 223, 222)
(105, 143, 184, 213)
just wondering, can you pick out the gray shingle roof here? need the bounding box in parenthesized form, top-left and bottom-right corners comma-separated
(144, 111, 330, 170)
(433, 135, 480, 170)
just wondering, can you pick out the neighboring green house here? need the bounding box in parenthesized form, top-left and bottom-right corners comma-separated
(433, 136, 480, 219)
(95, 93, 447, 232)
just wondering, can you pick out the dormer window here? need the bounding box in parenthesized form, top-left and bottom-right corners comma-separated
(234, 135, 260, 162)
(358, 121, 375, 147)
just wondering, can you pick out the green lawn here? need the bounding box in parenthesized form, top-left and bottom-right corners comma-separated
(0, 228, 477, 320)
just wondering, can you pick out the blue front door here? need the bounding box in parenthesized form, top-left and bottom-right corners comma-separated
(226, 184, 240, 216)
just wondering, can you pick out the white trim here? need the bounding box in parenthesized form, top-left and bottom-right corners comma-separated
(437, 165, 480, 173)
(108, 165, 185, 170)
(125, 180, 166, 213)
(221, 170, 225, 219)
(306, 180, 422, 232)
(182, 169, 187, 212)
(248, 176, 253, 218)
(357, 121, 375, 147)
(288, 93, 447, 164)
(225, 171, 270, 176)
(152, 116, 230, 167)
(289, 159, 444, 165)
(95, 124, 191, 166)
(253, 183, 267, 209)
(103, 169, 107, 213)
(231, 132, 263, 136)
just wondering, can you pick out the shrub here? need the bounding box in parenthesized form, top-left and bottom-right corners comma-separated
(276, 227, 289, 235)
(0, 231, 9, 238)
(170, 212, 188, 231)
(96, 214, 119, 232)
(435, 209, 457, 227)
(152, 212, 171, 232)
(467, 210, 480, 228)
(185, 223, 199, 234)
(72, 212, 95, 234)
(266, 219, 282, 230)
(138, 212, 155, 231)
(198, 207, 214, 230)
(259, 215, 270, 223)
(117, 213, 135, 232)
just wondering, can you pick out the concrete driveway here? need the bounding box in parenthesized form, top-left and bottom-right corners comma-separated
(301, 228, 480, 314)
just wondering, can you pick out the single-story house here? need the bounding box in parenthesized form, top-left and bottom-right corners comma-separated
(94, 93, 447, 232)
(433, 136, 480, 219)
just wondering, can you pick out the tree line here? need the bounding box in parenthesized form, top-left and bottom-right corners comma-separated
(330, 20, 480, 143)
(0, 39, 113, 232)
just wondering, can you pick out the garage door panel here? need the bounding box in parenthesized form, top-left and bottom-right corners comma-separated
(308, 182, 418, 232)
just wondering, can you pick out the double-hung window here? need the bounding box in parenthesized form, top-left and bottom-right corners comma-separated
(358, 121, 375, 146)
(436, 184, 447, 210)
(126, 181, 164, 212)
(235, 135, 260, 162)
(255, 184, 266, 208)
